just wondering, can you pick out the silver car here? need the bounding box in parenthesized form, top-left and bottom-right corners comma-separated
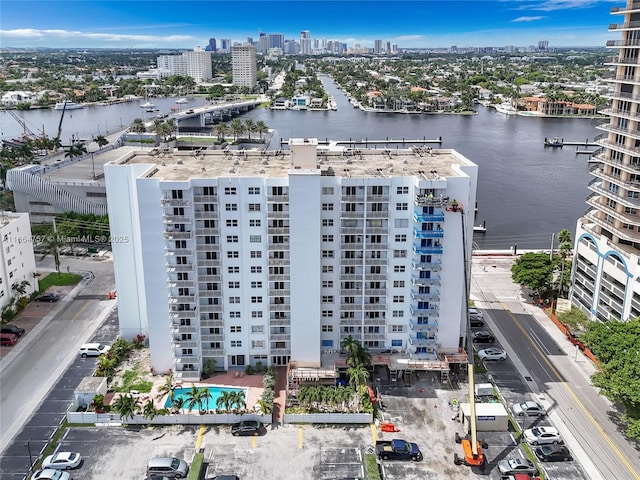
(512, 400, 546, 417)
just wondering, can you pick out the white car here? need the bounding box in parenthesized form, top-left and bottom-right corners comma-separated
(524, 426, 563, 445)
(42, 451, 82, 470)
(32, 470, 72, 480)
(512, 400, 546, 417)
(468, 308, 483, 318)
(477, 347, 507, 361)
(79, 343, 110, 357)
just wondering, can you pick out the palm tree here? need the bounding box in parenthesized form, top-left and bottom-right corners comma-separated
(183, 384, 212, 414)
(130, 118, 146, 133)
(556, 229, 573, 298)
(255, 399, 273, 414)
(94, 135, 109, 149)
(255, 121, 268, 140)
(11, 280, 29, 296)
(170, 396, 185, 414)
(214, 122, 228, 142)
(158, 374, 174, 401)
(244, 119, 256, 141)
(347, 364, 370, 390)
(341, 335, 359, 358)
(39, 230, 64, 274)
(142, 399, 158, 420)
(229, 390, 246, 412)
(64, 142, 87, 160)
(228, 119, 245, 142)
(112, 394, 139, 421)
(216, 390, 235, 413)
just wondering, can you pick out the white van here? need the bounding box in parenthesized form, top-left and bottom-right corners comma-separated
(146, 457, 189, 478)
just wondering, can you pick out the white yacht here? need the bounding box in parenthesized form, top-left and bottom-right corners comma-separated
(175, 98, 189, 104)
(140, 101, 156, 109)
(494, 102, 517, 115)
(54, 100, 83, 110)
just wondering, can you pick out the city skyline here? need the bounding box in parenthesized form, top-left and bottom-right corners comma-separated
(0, 0, 619, 50)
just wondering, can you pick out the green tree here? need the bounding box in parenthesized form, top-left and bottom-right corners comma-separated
(11, 280, 30, 296)
(158, 374, 174, 401)
(130, 118, 146, 133)
(64, 141, 87, 160)
(228, 118, 244, 141)
(255, 120, 268, 139)
(216, 390, 235, 412)
(347, 364, 370, 390)
(214, 122, 229, 142)
(94, 135, 109, 148)
(229, 390, 246, 412)
(142, 399, 158, 420)
(244, 119, 256, 141)
(112, 394, 139, 421)
(183, 384, 212, 414)
(582, 318, 640, 440)
(38, 228, 64, 274)
(511, 252, 554, 295)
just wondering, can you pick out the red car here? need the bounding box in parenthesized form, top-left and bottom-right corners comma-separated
(0, 333, 18, 346)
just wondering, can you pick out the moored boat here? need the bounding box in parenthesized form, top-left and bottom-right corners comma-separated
(544, 136, 564, 147)
(175, 98, 189, 104)
(494, 102, 517, 115)
(54, 100, 84, 110)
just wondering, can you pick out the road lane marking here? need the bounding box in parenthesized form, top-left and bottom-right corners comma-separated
(71, 300, 91, 321)
(370, 423, 378, 443)
(195, 424, 205, 450)
(298, 426, 303, 448)
(501, 302, 640, 480)
(252, 436, 257, 448)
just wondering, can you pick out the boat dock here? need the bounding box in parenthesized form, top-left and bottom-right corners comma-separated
(575, 148, 600, 155)
(563, 140, 599, 146)
(280, 137, 443, 147)
(473, 220, 487, 234)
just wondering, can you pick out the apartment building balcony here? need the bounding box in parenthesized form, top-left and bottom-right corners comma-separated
(174, 353, 201, 364)
(200, 319, 224, 328)
(267, 211, 289, 219)
(588, 179, 640, 209)
(165, 248, 193, 257)
(340, 258, 364, 265)
(193, 195, 218, 203)
(171, 323, 198, 334)
(364, 227, 389, 234)
(194, 211, 218, 220)
(268, 243, 289, 251)
(364, 258, 387, 265)
(598, 138, 640, 160)
(587, 191, 640, 226)
(340, 211, 366, 218)
(584, 209, 640, 242)
(270, 303, 291, 311)
(411, 274, 441, 287)
(609, 20, 640, 30)
(201, 348, 224, 356)
(410, 290, 440, 301)
(167, 279, 195, 288)
(611, 2, 640, 14)
(195, 227, 220, 235)
(200, 334, 225, 342)
(596, 108, 637, 123)
(362, 333, 386, 341)
(174, 369, 201, 381)
(268, 288, 290, 296)
(269, 333, 290, 341)
(340, 288, 362, 296)
(170, 309, 197, 318)
(268, 274, 290, 282)
(364, 288, 386, 296)
(197, 259, 221, 267)
(413, 228, 444, 239)
(604, 55, 640, 66)
(166, 263, 194, 273)
(410, 305, 439, 315)
(412, 244, 443, 255)
(364, 211, 390, 218)
(161, 198, 191, 207)
(340, 227, 364, 235)
(413, 211, 446, 223)
(606, 39, 640, 48)
(163, 214, 192, 224)
(195, 244, 220, 253)
(199, 290, 221, 298)
(363, 303, 386, 310)
(412, 260, 442, 271)
(365, 195, 390, 202)
(197, 275, 221, 283)
(268, 258, 290, 266)
(269, 318, 291, 326)
(407, 336, 437, 347)
(199, 304, 223, 312)
(172, 339, 199, 349)
(409, 319, 438, 332)
(266, 194, 290, 202)
(596, 122, 640, 142)
(164, 230, 193, 240)
(365, 242, 388, 250)
(601, 90, 640, 104)
(340, 242, 363, 249)
(414, 195, 449, 207)
(602, 74, 640, 85)
(268, 227, 290, 235)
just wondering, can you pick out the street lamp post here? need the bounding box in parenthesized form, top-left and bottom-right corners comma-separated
(25, 440, 33, 471)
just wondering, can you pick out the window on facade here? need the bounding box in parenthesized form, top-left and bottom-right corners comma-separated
(322, 235, 334, 242)
(322, 250, 334, 258)
(251, 266, 262, 273)
(251, 325, 264, 333)
(225, 204, 238, 211)
(230, 326, 242, 333)
(226, 219, 238, 227)
(228, 281, 240, 288)
(228, 266, 239, 273)
(322, 310, 333, 317)
(251, 340, 265, 348)
(250, 235, 261, 243)
(393, 280, 405, 287)
(249, 219, 261, 227)
(248, 187, 260, 195)
(322, 187, 334, 195)
(397, 186, 409, 194)
(321, 325, 333, 332)
(394, 265, 406, 272)
(322, 296, 334, 303)
(393, 295, 404, 303)
(229, 297, 241, 303)
(229, 311, 241, 318)
(395, 234, 407, 242)
(322, 281, 334, 288)
(394, 218, 409, 228)
(225, 187, 237, 195)
(251, 296, 263, 303)
(251, 281, 263, 288)
(251, 311, 263, 318)
(322, 219, 334, 226)
(394, 250, 407, 258)
(248, 203, 261, 211)
(392, 310, 404, 317)
(250, 250, 262, 258)
(322, 265, 333, 273)
(231, 340, 242, 347)
(227, 251, 239, 258)
(322, 203, 334, 211)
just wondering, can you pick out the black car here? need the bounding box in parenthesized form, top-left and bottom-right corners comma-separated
(231, 420, 265, 436)
(470, 319, 485, 328)
(472, 331, 495, 343)
(36, 292, 60, 302)
(535, 444, 573, 462)
(1, 324, 26, 337)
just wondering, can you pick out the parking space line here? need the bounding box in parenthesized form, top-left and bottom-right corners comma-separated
(195, 424, 205, 450)
(370, 423, 378, 443)
(252, 436, 257, 449)
(298, 426, 303, 449)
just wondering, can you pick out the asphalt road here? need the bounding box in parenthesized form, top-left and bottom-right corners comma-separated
(0, 257, 116, 460)
(471, 255, 640, 480)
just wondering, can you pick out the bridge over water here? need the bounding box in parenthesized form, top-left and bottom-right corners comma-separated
(169, 98, 263, 129)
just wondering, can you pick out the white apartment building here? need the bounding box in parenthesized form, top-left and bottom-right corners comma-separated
(104, 140, 477, 381)
(231, 44, 257, 90)
(0, 212, 38, 308)
(571, 0, 640, 322)
(156, 47, 212, 83)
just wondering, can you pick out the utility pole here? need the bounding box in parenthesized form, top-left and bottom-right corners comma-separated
(550, 233, 555, 262)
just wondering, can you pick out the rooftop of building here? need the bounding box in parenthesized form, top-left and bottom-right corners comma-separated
(109, 140, 475, 182)
(0, 211, 28, 229)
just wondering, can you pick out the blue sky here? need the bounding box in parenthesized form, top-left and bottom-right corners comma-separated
(0, 1, 619, 49)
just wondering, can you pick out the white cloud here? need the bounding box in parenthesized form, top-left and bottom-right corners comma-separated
(0, 28, 196, 46)
(511, 16, 545, 22)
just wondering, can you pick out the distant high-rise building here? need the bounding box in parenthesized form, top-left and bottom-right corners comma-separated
(391, 44, 398, 54)
(231, 43, 257, 89)
(269, 33, 284, 51)
(219, 39, 232, 53)
(246, 37, 254, 45)
(300, 30, 311, 55)
(156, 47, 212, 82)
(571, 0, 640, 322)
(386, 41, 391, 54)
(374, 40, 383, 54)
(206, 38, 216, 52)
(538, 40, 549, 51)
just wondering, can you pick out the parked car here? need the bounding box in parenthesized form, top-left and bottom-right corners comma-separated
(534, 444, 573, 462)
(375, 439, 423, 461)
(36, 292, 60, 302)
(231, 420, 266, 436)
(512, 401, 546, 417)
(32, 469, 72, 480)
(468, 308, 483, 318)
(79, 343, 110, 357)
(208, 476, 240, 480)
(497, 458, 538, 475)
(477, 347, 507, 361)
(470, 318, 485, 328)
(147, 457, 189, 478)
(0, 324, 26, 337)
(0, 333, 18, 346)
(523, 426, 563, 445)
(472, 331, 495, 343)
(42, 451, 82, 470)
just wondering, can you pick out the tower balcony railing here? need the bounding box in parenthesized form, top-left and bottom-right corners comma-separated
(167, 279, 194, 288)
(409, 319, 438, 332)
(199, 291, 221, 298)
(267, 194, 290, 202)
(364, 258, 387, 265)
(197, 275, 221, 283)
(200, 348, 224, 356)
(193, 195, 218, 203)
(604, 55, 640, 66)
(596, 122, 640, 142)
(611, 2, 640, 14)
(169, 309, 196, 318)
(413, 244, 443, 255)
(163, 215, 192, 224)
(171, 324, 198, 334)
(412, 260, 442, 271)
(172, 339, 199, 349)
(410, 290, 440, 301)
(165, 248, 193, 256)
(601, 90, 640, 102)
(194, 211, 219, 220)
(598, 138, 640, 157)
(606, 39, 640, 47)
(410, 305, 439, 315)
(609, 20, 640, 30)
(164, 230, 193, 240)
(161, 198, 191, 207)
(268, 243, 289, 251)
(199, 304, 223, 312)
(195, 227, 219, 235)
(268, 227, 290, 235)
(407, 336, 437, 347)
(197, 259, 221, 267)
(270, 348, 291, 355)
(411, 275, 441, 286)
(269, 318, 291, 326)
(267, 211, 289, 219)
(200, 319, 224, 328)
(415, 194, 450, 207)
(413, 212, 446, 222)
(174, 353, 201, 363)
(268, 288, 290, 296)
(169, 294, 195, 303)
(414, 228, 444, 239)
(166, 263, 194, 272)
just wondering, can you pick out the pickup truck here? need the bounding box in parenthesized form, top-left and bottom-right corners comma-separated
(375, 439, 423, 461)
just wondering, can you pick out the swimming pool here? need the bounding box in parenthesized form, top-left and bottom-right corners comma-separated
(164, 386, 247, 411)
